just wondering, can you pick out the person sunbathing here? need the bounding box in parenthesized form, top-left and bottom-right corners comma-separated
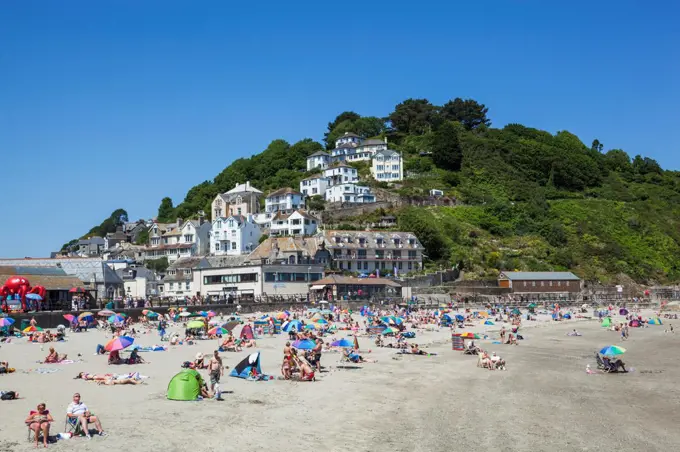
(409, 344, 427, 355)
(96, 376, 143, 385)
(44, 347, 67, 363)
(241, 338, 257, 348)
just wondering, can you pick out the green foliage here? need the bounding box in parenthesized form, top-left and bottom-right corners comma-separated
(307, 195, 326, 212)
(77, 209, 129, 240)
(388, 98, 438, 136)
(145, 257, 169, 273)
(397, 207, 449, 261)
(431, 121, 463, 171)
(324, 112, 386, 149)
(157, 197, 175, 222)
(439, 98, 491, 130)
(135, 228, 149, 245)
(258, 234, 269, 244)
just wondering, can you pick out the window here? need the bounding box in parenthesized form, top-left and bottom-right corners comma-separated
(408, 262, 412, 270)
(185, 282, 190, 290)
(232, 242, 237, 250)
(215, 243, 220, 251)
(169, 282, 174, 290)
(532, 281, 536, 287)
(237, 208, 242, 215)
(184, 234, 194, 242)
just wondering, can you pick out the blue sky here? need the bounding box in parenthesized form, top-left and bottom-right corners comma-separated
(1, 1, 678, 257)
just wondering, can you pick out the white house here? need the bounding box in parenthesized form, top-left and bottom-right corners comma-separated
(306, 151, 331, 171)
(323, 164, 358, 186)
(371, 149, 403, 182)
(269, 210, 319, 237)
(144, 218, 211, 263)
(325, 184, 375, 203)
(210, 181, 262, 222)
(335, 132, 362, 148)
(265, 188, 305, 214)
(210, 215, 261, 256)
(163, 257, 210, 300)
(345, 138, 388, 163)
(300, 174, 329, 197)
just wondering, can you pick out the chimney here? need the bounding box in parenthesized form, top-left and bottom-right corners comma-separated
(177, 218, 184, 227)
(234, 183, 238, 189)
(198, 215, 205, 225)
(246, 181, 250, 190)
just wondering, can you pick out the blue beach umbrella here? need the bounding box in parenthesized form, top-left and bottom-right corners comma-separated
(108, 314, 125, 323)
(282, 320, 303, 332)
(26, 294, 43, 301)
(292, 339, 316, 350)
(330, 338, 354, 348)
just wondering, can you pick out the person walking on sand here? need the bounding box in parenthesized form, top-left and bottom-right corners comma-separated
(208, 350, 223, 393)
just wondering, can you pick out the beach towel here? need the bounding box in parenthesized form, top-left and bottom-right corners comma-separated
(131, 345, 166, 352)
(37, 360, 76, 365)
(24, 368, 61, 374)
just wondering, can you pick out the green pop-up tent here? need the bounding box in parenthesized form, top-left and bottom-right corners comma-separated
(601, 317, 612, 328)
(167, 369, 204, 401)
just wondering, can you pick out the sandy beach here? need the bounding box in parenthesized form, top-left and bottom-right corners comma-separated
(1, 310, 679, 452)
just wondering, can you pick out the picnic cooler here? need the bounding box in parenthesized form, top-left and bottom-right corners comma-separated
(451, 334, 464, 351)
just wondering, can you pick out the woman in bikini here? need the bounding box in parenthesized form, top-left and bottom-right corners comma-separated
(25, 402, 53, 448)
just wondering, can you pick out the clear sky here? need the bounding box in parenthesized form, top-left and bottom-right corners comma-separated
(1, 0, 678, 257)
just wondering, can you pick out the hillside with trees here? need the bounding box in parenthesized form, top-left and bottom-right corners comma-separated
(65, 97, 680, 284)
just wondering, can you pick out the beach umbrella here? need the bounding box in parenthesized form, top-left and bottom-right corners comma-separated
(208, 327, 228, 336)
(0, 317, 15, 327)
(292, 339, 316, 350)
(484, 320, 495, 325)
(648, 318, 662, 325)
(442, 314, 453, 321)
(146, 312, 159, 319)
(26, 293, 43, 301)
(458, 332, 480, 339)
(108, 314, 125, 323)
(63, 314, 76, 323)
(98, 310, 115, 316)
(104, 336, 134, 352)
(527, 303, 537, 309)
(455, 314, 465, 321)
(69, 287, 86, 293)
(187, 320, 206, 329)
(78, 312, 94, 322)
(314, 318, 329, 325)
(282, 320, 303, 332)
(619, 308, 628, 316)
(275, 312, 289, 320)
(179, 311, 192, 317)
(478, 311, 489, 318)
(511, 308, 521, 315)
(330, 338, 354, 348)
(382, 327, 398, 335)
(599, 345, 626, 356)
(23, 326, 43, 333)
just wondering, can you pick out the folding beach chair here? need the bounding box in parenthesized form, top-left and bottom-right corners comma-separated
(64, 416, 85, 436)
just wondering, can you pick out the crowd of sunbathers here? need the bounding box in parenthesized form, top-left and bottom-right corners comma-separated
(463, 341, 507, 370)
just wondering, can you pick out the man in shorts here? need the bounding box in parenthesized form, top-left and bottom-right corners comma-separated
(208, 350, 223, 393)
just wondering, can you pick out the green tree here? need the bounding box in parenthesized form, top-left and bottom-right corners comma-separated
(145, 257, 169, 273)
(388, 98, 438, 135)
(439, 98, 491, 130)
(157, 197, 175, 222)
(591, 139, 604, 153)
(307, 195, 326, 211)
(397, 207, 449, 261)
(135, 228, 149, 245)
(324, 111, 360, 147)
(605, 149, 632, 173)
(632, 155, 662, 175)
(431, 121, 463, 171)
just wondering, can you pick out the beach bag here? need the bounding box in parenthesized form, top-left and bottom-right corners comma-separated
(1, 391, 16, 400)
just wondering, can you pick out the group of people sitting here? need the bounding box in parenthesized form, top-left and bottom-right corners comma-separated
(218, 333, 256, 352)
(477, 350, 507, 370)
(30, 330, 64, 343)
(281, 342, 316, 381)
(25, 393, 106, 447)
